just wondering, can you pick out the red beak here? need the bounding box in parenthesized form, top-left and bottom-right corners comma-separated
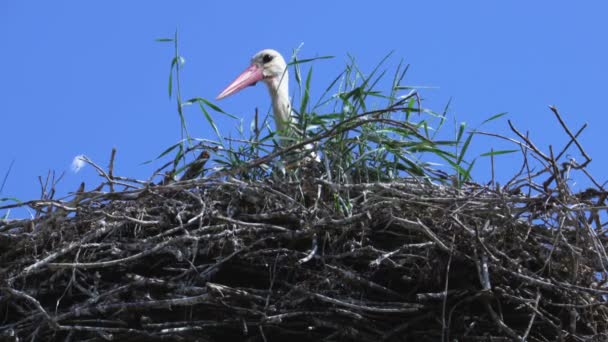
(216, 64, 264, 100)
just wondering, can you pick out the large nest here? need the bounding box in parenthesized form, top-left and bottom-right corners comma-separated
(1, 109, 608, 341)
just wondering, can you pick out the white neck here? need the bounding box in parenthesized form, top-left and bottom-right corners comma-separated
(264, 70, 292, 134)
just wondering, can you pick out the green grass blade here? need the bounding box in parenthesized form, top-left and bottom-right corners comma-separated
(185, 97, 238, 120)
(480, 149, 518, 157)
(481, 112, 508, 124)
(299, 66, 313, 116)
(457, 132, 474, 165)
(198, 102, 224, 145)
(287, 55, 334, 66)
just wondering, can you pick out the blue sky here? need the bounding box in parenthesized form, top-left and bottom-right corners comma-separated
(1, 1, 607, 216)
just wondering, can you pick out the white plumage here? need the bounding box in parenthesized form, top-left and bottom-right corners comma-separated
(217, 49, 318, 167)
(217, 49, 293, 137)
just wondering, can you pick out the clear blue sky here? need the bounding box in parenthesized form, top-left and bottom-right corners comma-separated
(1, 1, 607, 216)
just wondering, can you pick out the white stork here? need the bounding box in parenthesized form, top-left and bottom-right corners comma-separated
(217, 49, 320, 170)
(217, 49, 293, 140)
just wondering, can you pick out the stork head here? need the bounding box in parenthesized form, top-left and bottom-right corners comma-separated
(216, 49, 288, 100)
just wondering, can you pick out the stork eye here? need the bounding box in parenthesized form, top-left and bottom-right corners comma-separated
(262, 54, 274, 64)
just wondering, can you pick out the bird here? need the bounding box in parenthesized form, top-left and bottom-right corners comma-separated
(217, 49, 293, 140)
(217, 49, 322, 204)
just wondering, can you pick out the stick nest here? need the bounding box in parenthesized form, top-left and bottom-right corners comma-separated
(1, 112, 608, 341)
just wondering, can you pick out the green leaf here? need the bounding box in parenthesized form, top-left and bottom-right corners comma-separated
(294, 56, 302, 87)
(157, 142, 183, 159)
(460, 158, 476, 184)
(457, 132, 474, 165)
(198, 102, 224, 146)
(480, 149, 518, 157)
(142, 141, 183, 164)
(300, 66, 313, 115)
(481, 112, 508, 125)
(200, 99, 235, 117)
(287, 55, 334, 66)
(313, 70, 345, 110)
(173, 144, 184, 168)
(456, 122, 466, 144)
(168, 66, 173, 98)
(185, 97, 238, 119)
